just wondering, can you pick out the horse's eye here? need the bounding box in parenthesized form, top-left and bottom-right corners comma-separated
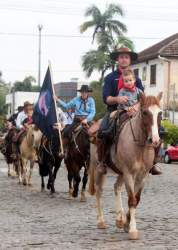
(142, 110, 148, 116)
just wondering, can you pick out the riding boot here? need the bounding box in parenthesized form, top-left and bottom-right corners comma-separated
(150, 143, 162, 175)
(96, 139, 107, 175)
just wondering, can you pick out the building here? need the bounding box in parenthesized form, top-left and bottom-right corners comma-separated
(6, 91, 39, 117)
(54, 81, 86, 102)
(131, 33, 178, 111)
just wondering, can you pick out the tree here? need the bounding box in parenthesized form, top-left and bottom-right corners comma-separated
(82, 49, 111, 82)
(90, 81, 106, 119)
(80, 4, 135, 81)
(80, 4, 127, 48)
(12, 76, 40, 92)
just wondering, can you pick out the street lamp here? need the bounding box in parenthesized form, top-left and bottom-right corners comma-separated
(38, 24, 43, 87)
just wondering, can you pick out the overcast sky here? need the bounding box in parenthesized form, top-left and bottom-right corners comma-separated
(1, 0, 178, 84)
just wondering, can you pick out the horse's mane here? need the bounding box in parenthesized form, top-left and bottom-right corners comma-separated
(143, 95, 160, 108)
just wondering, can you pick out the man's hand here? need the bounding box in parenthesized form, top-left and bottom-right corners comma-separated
(81, 119, 88, 125)
(127, 103, 140, 116)
(117, 96, 128, 104)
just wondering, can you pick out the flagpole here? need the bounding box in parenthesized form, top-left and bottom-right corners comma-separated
(48, 61, 64, 156)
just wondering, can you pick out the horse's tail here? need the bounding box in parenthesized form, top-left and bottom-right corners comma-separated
(88, 144, 97, 196)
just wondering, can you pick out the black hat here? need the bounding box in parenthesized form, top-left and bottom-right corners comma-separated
(110, 47, 138, 61)
(77, 85, 93, 92)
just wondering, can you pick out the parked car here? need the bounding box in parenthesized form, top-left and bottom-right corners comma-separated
(164, 143, 178, 163)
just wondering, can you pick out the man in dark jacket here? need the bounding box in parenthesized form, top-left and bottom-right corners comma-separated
(97, 47, 162, 175)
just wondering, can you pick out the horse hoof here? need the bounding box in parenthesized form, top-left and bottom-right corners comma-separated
(8, 173, 11, 177)
(124, 223, 129, 233)
(23, 180, 27, 186)
(129, 230, 139, 240)
(116, 219, 125, 229)
(97, 222, 107, 229)
(28, 183, 32, 187)
(47, 183, 51, 190)
(72, 192, 78, 198)
(80, 192, 86, 202)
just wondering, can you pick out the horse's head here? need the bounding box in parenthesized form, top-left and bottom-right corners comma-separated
(27, 124, 42, 149)
(140, 92, 162, 146)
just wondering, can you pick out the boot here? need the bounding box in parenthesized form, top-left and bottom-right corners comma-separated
(96, 139, 107, 175)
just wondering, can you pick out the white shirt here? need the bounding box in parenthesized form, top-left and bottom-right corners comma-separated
(16, 111, 27, 129)
(64, 112, 74, 125)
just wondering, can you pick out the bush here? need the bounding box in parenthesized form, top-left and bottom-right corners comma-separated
(162, 120, 178, 145)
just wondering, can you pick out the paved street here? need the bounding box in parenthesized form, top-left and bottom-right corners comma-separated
(0, 155, 178, 250)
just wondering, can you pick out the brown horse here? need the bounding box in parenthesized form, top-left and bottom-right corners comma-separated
(0, 128, 19, 177)
(89, 93, 162, 240)
(65, 124, 90, 201)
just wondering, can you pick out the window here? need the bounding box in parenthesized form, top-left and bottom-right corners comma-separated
(142, 66, 147, 81)
(133, 68, 139, 78)
(150, 64, 156, 85)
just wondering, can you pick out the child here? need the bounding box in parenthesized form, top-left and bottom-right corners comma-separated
(118, 68, 142, 114)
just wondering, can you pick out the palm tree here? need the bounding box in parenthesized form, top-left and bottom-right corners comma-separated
(113, 36, 135, 51)
(81, 49, 111, 82)
(80, 3, 127, 47)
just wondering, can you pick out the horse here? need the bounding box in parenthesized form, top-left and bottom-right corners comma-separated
(38, 129, 63, 193)
(64, 124, 90, 201)
(18, 124, 42, 185)
(0, 128, 19, 177)
(89, 93, 162, 240)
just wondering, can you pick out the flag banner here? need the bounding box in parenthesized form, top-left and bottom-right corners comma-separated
(33, 66, 57, 138)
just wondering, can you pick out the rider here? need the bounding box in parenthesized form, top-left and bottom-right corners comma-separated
(97, 47, 162, 175)
(54, 84, 96, 154)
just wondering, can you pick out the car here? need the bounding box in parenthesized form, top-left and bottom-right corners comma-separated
(164, 143, 178, 164)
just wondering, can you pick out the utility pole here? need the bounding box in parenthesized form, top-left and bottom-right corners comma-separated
(38, 24, 43, 87)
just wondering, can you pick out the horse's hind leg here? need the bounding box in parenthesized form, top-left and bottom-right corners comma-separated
(95, 171, 107, 229)
(28, 160, 34, 186)
(80, 168, 88, 202)
(7, 164, 11, 177)
(114, 175, 126, 229)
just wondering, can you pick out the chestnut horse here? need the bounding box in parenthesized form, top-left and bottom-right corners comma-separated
(89, 93, 162, 240)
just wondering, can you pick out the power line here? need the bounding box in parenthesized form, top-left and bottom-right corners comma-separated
(0, 31, 164, 40)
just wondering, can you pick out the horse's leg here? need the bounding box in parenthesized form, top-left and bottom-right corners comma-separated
(80, 168, 88, 202)
(22, 158, 28, 185)
(47, 164, 55, 194)
(18, 159, 22, 184)
(95, 171, 107, 229)
(114, 175, 126, 229)
(28, 160, 34, 186)
(7, 164, 11, 177)
(125, 174, 139, 240)
(68, 170, 73, 197)
(41, 176, 45, 191)
(72, 165, 81, 198)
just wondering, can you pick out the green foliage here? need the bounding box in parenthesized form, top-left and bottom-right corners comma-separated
(80, 3, 135, 80)
(90, 81, 106, 119)
(162, 120, 178, 145)
(0, 83, 9, 116)
(12, 76, 40, 92)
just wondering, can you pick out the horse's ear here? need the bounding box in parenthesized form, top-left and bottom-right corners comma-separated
(157, 92, 163, 101)
(139, 92, 146, 106)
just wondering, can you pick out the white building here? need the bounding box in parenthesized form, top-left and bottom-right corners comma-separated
(6, 91, 39, 117)
(131, 33, 178, 111)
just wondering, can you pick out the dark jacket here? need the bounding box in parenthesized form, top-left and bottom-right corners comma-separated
(103, 70, 144, 112)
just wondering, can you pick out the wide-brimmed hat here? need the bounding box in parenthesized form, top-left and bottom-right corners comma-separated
(77, 85, 93, 93)
(24, 101, 33, 107)
(110, 47, 138, 61)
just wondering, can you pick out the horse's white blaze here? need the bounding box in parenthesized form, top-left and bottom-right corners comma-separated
(148, 105, 161, 144)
